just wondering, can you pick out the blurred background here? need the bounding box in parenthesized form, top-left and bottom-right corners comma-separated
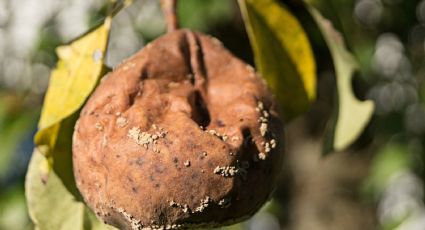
(0, 0, 424, 229)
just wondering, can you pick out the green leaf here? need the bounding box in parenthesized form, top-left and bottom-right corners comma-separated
(26, 149, 85, 230)
(308, 8, 374, 152)
(238, 0, 317, 121)
(25, 17, 117, 230)
(25, 147, 116, 230)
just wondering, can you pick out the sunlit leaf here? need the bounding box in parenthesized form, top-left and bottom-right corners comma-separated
(309, 8, 374, 152)
(25, 17, 117, 230)
(34, 17, 111, 149)
(238, 0, 317, 121)
(37, 18, 110, 129)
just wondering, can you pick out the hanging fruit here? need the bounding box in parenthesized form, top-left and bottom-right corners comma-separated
(72, 0, 284, 229)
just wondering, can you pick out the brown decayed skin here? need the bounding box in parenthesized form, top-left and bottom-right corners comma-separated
(72, 29, 283, 230)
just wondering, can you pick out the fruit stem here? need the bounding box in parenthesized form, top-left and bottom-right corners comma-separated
(160, 0, 179, 33)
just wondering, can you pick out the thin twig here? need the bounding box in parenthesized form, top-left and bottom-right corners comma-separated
(160, 0, 179, 32)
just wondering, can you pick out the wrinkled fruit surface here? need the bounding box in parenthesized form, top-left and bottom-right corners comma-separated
(73, 29, 283, 230)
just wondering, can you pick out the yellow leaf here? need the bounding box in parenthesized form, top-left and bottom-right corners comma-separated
(35, 17, 111, 148)
(309, 8, 375, 152)
(238, 0, 316, 121)
(26, 17, 117, 230)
